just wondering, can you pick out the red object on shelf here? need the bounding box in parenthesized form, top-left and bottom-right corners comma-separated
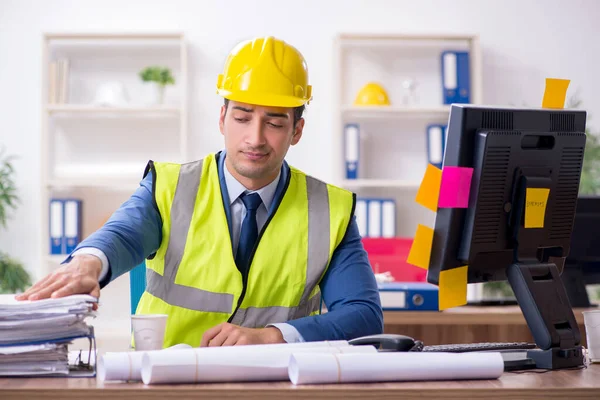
(361, 237, 427, 282)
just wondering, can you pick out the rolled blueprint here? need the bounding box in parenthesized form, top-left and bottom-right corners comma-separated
(98, 343, 191, 381)
(141, 344, 376, 384)
(99, 340, 349, 382)
(288, 352, 505, 385)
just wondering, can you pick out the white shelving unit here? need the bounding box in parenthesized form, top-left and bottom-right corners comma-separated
(40, 32, 188, 278)
(341, 179, 421, 189)
(341, 105, 451, 120)
(47, 104, 181, 115)
(333, 33, 482, 238)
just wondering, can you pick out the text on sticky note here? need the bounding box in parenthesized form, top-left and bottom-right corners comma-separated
(406, 224, 434, 270)
(438, 166, 474, 208)
(415, 164, 442, 212)
(439, 265, 468, 310)
(542, 78, 570, 109)
(525, 188, 550, 228)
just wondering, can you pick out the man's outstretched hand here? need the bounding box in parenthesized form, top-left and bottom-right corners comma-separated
(15, 255, 102, 307)
(201, 322, 285, 347)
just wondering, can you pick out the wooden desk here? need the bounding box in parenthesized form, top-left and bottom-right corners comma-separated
(1, 365, 599, 399)
(384, 306, 590, 345)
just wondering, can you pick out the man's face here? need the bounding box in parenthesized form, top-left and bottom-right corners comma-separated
(219, 100, 304, 187)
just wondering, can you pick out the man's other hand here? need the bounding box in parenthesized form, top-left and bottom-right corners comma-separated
(200, 322, 285, 347)
(15, 255, 102, 306)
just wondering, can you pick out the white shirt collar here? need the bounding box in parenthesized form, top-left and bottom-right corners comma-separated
(223, 157, 281, 212)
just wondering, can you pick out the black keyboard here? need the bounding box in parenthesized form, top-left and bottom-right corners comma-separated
(421, 342, 536, 353)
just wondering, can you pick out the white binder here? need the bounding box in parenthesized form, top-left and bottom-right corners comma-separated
(49, 199, 64, 254)
(427, 125, 444, 168)
(64, 199, 82, 254)
(355, 199, 367, 238)
(381, 200, 396, 238)
(344, 124, 359, 179)
(367, 200, 382, 238)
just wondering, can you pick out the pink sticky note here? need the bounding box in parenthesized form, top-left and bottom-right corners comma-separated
(438, 167, 474, 208)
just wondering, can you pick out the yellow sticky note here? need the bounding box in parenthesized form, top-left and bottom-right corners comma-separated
(542, 78, 570, 109)
(525, 188, 550, 228)
(407, 224, 434, 270)
(415, 164, 442, 212)
(439, 265, 468, 310)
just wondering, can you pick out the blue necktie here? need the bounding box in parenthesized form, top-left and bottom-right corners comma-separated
(235, 192, 262, 274)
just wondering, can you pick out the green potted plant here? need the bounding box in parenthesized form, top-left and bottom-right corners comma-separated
(0, 147, 31, 294)
(138, 66, 175, 105)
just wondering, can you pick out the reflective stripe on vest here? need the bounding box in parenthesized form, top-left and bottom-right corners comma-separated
(145, 160, 331, 320)
(229, 293, 321, 326)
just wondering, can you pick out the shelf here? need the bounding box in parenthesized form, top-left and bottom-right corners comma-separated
(342, 106, 450, 121)
(341, 179, 421, 189)
(47, 178, 140, 191)
(46, 32, 184, 40)
(338, 33, 478, 42)
(46, 104, 181, 116)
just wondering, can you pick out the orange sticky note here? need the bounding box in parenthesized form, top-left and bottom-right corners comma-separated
(415, 164, 442, 212)
(407, 224, 434, 270)
(542, 78, 570, 109)
(439, 265, 468, 310)
(524, 188, 550, 228)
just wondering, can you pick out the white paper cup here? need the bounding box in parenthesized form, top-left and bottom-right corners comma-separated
(131, 314, 168, 351)
(583, 310, 600, 363)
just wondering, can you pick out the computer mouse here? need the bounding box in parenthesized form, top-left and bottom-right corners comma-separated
(348, 333, 417, 352)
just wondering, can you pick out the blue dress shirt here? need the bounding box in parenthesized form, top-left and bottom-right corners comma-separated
(70, 151, 383, 343)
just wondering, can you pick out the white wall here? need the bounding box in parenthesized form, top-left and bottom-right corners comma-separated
(0, 0, 598, 333)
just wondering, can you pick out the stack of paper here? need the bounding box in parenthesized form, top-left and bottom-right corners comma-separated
(0, 294, 97, 376)
(0, 343, 69, 376)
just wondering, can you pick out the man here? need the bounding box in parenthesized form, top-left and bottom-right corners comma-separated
(18, 36, 383, 347)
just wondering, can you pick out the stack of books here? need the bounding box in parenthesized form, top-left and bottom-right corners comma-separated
(0, 294, 97, 376)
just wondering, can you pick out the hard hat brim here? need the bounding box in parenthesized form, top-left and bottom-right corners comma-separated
(218, 89, 309, 108)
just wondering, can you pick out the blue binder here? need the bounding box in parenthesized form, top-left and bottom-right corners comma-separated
(378, 282, 439, 311)
(49, 199, 64, 254)
(63, 199, 82, 254)
(344, 124, 360, 179)
(441, 51, 470, 104)
(426, 124, 447, 169)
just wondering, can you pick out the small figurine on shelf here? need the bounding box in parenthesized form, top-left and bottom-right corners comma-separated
(401, 78, 419, 107)
(139, 66, 175, 105)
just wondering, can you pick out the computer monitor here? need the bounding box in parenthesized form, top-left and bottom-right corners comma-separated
(563, 196, 600, 307)
(428, 104, 587, 370)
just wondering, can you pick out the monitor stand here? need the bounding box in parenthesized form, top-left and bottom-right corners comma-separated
(507, 262, 584, 369)
(506, 173, 585, 369)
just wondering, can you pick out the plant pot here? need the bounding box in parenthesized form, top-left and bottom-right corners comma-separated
(143, 83, 165, 105)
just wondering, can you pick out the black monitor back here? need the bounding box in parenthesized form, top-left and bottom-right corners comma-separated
(567, 196, 600, 275)
(562, 196, 600, 306)
(428, 105, 587, 285)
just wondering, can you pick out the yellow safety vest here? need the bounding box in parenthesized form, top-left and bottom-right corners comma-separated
(135, 153, 355, 347)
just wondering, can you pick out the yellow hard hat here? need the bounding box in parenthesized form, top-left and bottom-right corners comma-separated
(216, 36, 312, 107)
(354, 82, 391, 106)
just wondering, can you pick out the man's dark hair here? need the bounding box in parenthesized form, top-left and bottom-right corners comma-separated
(223, 98, 305, 128)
